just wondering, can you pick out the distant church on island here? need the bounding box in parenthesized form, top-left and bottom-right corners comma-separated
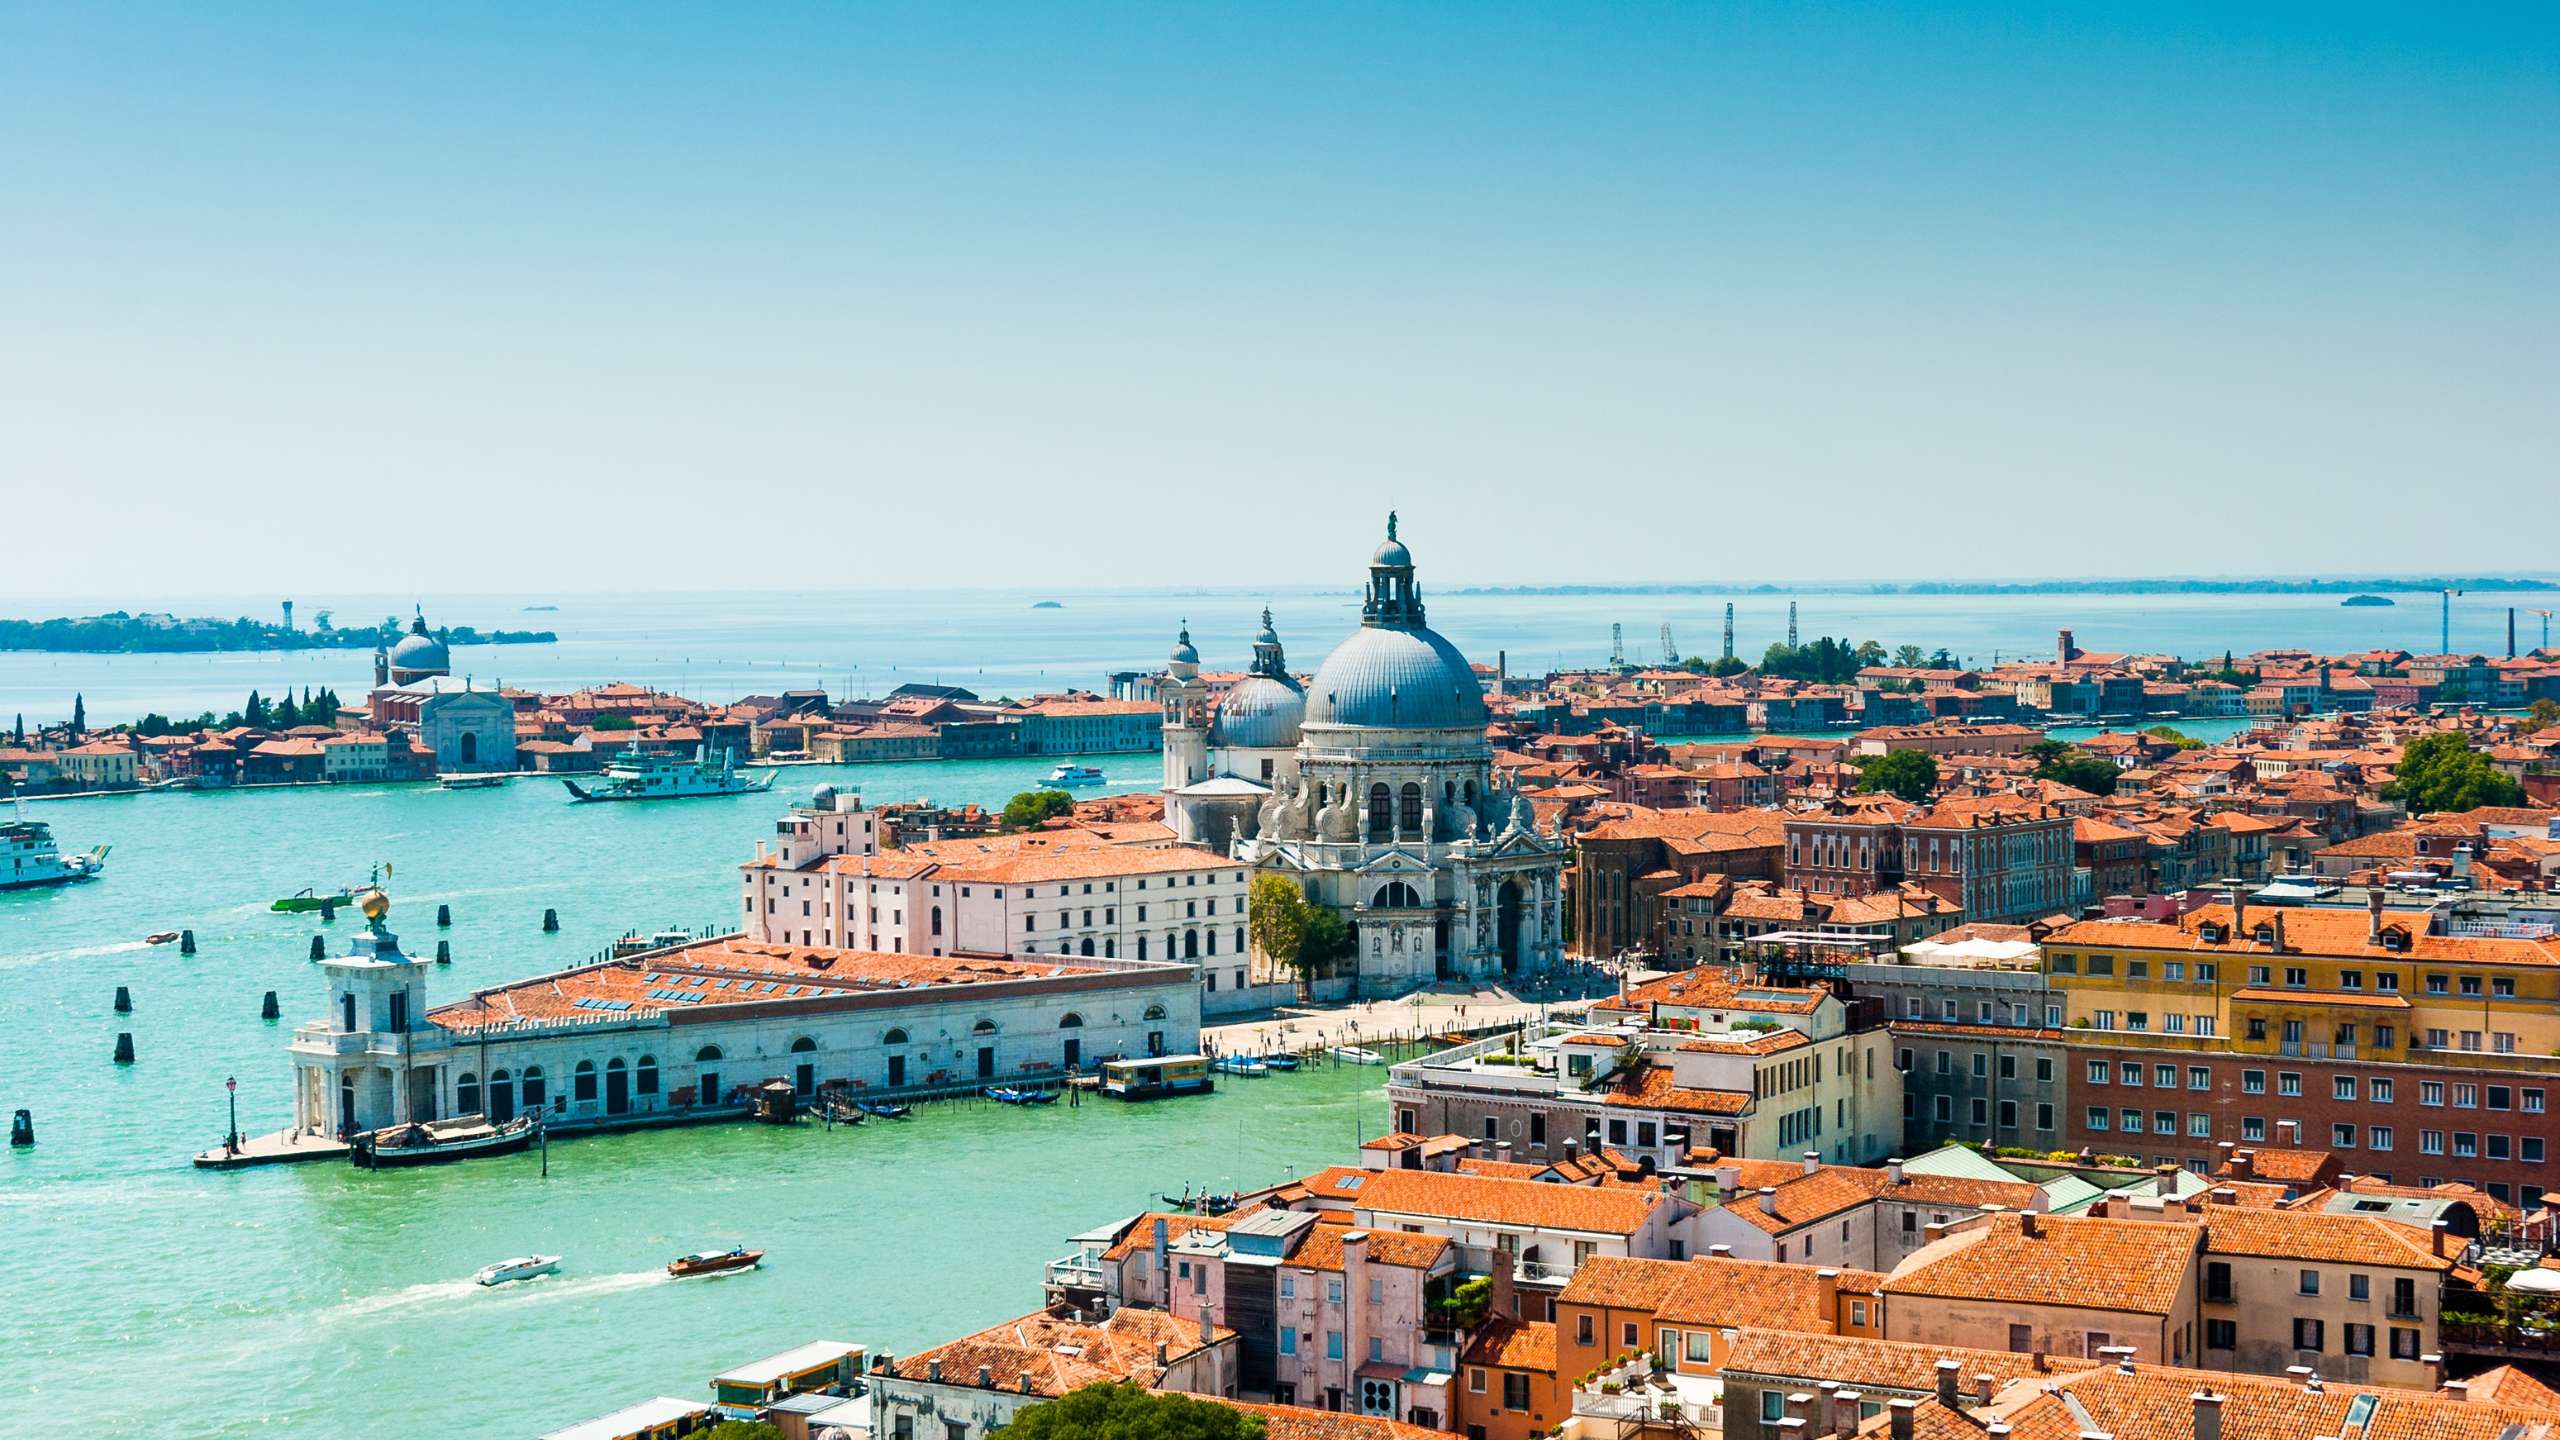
(1160, 515, 1567, 991)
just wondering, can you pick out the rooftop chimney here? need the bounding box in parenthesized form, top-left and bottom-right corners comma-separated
(1709, 1244, 1733, 1258)
(2019, 1209, 2039, 1238)
(2229, 884, 2247, 939)
(1787, 1392, 1816, 1422)
(1760, 1186, 1779, 1215)
(1717, 1163, 1741, 1194)
(1198, 1298, 1214, 1345)
(1817, 1268, 1840, 1319)
(1889, 1399, 1918, 1440)
(2231, 1149, 2255, 1179)
(1935, 1360, 1962, 1409)
(928, 1360, 943, 1384)
(1804, 1150, 1821, 1175)
(1019, 1372, 1033, 1394)
(2443, 1380, 2470, 1402)
(2102, 1346, 2136, 1376)
(2210, 1187, 2237, 1206)
(2192, 1392, 2223, 1440)
(2269, 910, 2285, 954)
(2424, 1353, 2445, 1390)
(1976, 1374, 1996, 1406)
(1833, 1389, 1864, 1439)
(2368, 888, 2386, 943)
(1887, 1156, 1906, 1185)
(976, 1365, 993, 1389)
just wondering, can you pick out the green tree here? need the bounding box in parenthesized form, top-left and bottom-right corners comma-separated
(2523, 698, 2560, 735)
(2026, 740, 2120, 796)
(1247, 873, 1316, 1001)
(593, 712, 637, 731)
(1007, 1382, 1266, 1440)
(2141, 725, 2205, 751)
(1893, 645, 1927, 669)
(2384, 732, 2524, 815)
(697, 1423, 786, 1440)
(1001, 788, 1077, 831)
(1853, 640, 1888, 668)
(1706, 656, 1748, 678)
(272, 690, 302, 728)
(1302, 904, 1353, 972)
(1928, 649, 1957, 670)
(242, 690, 271, 728)
(1855, 749, 1940, 803)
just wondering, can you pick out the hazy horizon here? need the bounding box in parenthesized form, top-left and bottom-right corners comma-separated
(8, 3, 2554, 594)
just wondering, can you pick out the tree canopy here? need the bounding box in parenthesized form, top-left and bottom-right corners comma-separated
(2384, 733, 2524, 815)
(1001, 788, 1078, 831)
(2141, 725, 2206, 751)
(2026, 740, 2121, 796)
(1006, 1382, 1267, 1440)
(1247, 874, 1312, 973)
(697, 1423, 785, 1440)
(1854, 749, 1939, 803)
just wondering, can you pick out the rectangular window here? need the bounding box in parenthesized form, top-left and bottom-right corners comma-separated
(2421, 1130, 2445, 1155)
(2527, 1138, 2546, 1164)
(2206, 1319, 2236, 1351)
(2423, 1082, 2445, 1107)
(2242, 1117, 2266, 1142)
(2333, 1124, 2357, 1148)
(2279, 1073, 2302, 1097)
(2087, 1060, 2109, 1084)
(2294, 1318, 2324, 1352)
(2334, 1076, 2358, 1101)
(2370, 1126, 2393, 1152)
(2188, 1112, 2211, 1138)
(2243, 1070, 2266, 1094)
(2123, 1108, 2143, 1132)
(2087, 1107, 2110, 1132)
(2344, 1324, 2374, 1358)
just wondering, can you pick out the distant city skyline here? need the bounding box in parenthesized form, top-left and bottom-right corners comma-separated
(6, 2, 2553, 595)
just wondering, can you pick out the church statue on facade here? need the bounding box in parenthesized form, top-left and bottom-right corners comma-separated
(1160, 516, 1567, 993)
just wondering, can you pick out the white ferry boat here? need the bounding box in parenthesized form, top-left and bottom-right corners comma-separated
(438, 773, 509, 791)
(1042, 764, 1106, 787)
(562, 746, 776, 803)
(2, 808, 109, 890)
(474, 1254, 561, 1287)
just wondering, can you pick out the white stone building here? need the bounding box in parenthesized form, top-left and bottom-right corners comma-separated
(1162, 517, 1569, 993)
(285, 898, 1202, 1139)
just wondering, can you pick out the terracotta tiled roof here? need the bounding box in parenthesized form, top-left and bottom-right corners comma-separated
(1560, 1255, 1884, 1333)
(1099, 1212, 1238, 1263)
(1882, 1212, 2200, 1316)
(1229, 1401, 1452, 1440)
(1295, 1166, 1664, 1236)
(891, 1306, 1227, 1400)
(1720, 1327, 2096, 1395)
(2196, 1208, 2452, 1270)
(1460, 1318, 1556, 1372)
(2046, 903, 2560, 966)
(1944, 1360, 2560, 1440)
(1601, 1064, 1752, 1116)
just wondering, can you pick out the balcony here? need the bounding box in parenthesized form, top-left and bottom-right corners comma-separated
(1043, 1254, 1103, 1294)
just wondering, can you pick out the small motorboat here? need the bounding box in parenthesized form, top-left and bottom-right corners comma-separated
(271, 887, 354, 914)
(1261, 1054, 1303, 1072)
(1331, 1046, 1385, 1065)
(668, 1247, 763, 1279)
(438, 773, 509, 791)
(145, 931, 181, 946)
(475, 1255, 561, 1287)
(856, 1101, 913, 1120)
(1042, 764, 1106, 787)
(1210, 1056, 1269, 1077)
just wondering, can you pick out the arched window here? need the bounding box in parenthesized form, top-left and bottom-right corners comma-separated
(521, 1066, 548, 1109)
(1080, 938, 1095, 956)
(459, 731, 478, 765)
(1368, 783, 1392, 839)
(1104, 938, 1116, 958)
(1136, 935, 1148, 961)
(972, 1019, 999, 1036)
(488, 1069, 514, 1121)
(1464, 779, 1476, 805)
(1235, 926, 1246, 954)
(1144, 1004, 1169, 1021)
(635, 1055, 659, 1096)
(1399, 782, 1422, 834)
(791, 1036, 818, 1054)
(574, 1059, 598, 1103)
(930, 906, 943, 936)
(1059, 1012, 1084, 1029)
(456, 1072, 481, 1115)
(883, 1028, 908, 1046)
(1206, 929, 1217, 956)
(695, 1045, 722, 1063)
(1184, 930, 1200, 960)
(1374, 880, 1421, 910)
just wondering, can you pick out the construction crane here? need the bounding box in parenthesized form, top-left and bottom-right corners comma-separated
(1722, 603, 1735, 661)
(2439, 589, 2462, 655)
(1609, 623, 1625, 670)
(1660, 623, 1678, 668)
(2530, 609, 2556, 653)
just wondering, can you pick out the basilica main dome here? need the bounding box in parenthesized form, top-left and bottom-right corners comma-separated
(1303, 515, 1487, 732)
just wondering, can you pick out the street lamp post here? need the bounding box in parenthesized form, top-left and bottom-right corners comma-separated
(225, 1075, 240, 1155)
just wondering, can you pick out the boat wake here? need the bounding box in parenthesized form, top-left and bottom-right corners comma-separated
(0, 938, 151, 971)
(323, 1267, 671, 1322)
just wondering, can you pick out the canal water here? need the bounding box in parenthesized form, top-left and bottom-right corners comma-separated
(1, 757, 1401, 1438)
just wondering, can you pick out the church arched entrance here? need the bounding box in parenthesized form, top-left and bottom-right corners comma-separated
(1497, 880, 1524, 974)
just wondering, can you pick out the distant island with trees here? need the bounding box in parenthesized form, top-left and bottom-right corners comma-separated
(0, 611, 557, 654)
(1452, 576, 2555, 597)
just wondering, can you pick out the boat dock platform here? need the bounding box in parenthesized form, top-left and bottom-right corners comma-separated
(193, 1128, 349, 1170)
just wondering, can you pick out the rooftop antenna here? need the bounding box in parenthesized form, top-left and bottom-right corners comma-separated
(1723, 603, 1735, 661)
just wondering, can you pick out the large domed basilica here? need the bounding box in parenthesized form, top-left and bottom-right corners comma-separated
(1161, 516, 1566, 992)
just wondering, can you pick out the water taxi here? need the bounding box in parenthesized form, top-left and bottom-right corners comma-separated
(1042, 764, 1106, 787)
(668, 1246, 763, 1278)
(563, 746, 777, 803)
(350, 1113, 539, 1169)
(438, 773, 509, 791)
(1209, 1055, 1269, 1077)
(1, 810, 109, 890)
(475, 1255, 562, 1287)
(1099, 1054, 1214, 1100)
(1330, 1045, 1385, 1065)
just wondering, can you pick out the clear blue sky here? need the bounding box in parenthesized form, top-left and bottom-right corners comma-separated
(5, 2, 2552, 594)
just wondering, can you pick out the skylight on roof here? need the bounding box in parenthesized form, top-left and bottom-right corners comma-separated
(1334, 1175, 1365, 1190)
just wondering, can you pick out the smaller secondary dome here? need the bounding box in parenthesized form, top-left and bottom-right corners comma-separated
(1169, 624, 1199, 666)
(1212, 674, 1305, 750)
(811, 784, 838, 809)
(387, 615, 449, 676)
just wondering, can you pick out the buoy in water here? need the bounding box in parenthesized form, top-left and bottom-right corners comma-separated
(542, 908, 559, 933)
(114, 1033, 135, 1064)
(261, 990, 280, 1020)
(8, 1109, 30, 1147)
(435, 940, 451, 964)
(113, 985, 132, 1014)
(309, 935, 327, 961)
(437, 904, 451, 928)
(319, 899, 336, 922)
(180, 929, 197, 955)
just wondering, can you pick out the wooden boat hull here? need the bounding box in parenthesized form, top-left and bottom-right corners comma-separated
(351, 1117, 538, 1169)
(668, 1250, 763, 1278)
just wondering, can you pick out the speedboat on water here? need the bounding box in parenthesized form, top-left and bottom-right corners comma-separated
(474, 1255, 561, 1287)
(1042, 764, 1105, 787)
(1330, 1046, 1384, 1065)
(668, 1247, 763, 1278)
